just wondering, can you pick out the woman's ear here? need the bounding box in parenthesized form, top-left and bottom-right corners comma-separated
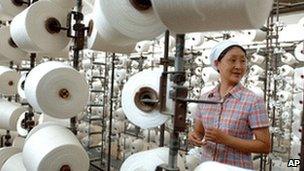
(214, 60, 219, 69)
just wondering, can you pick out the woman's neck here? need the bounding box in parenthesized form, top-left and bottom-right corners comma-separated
(219, 81, 237, 98)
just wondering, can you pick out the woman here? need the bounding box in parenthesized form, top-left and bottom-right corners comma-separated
(188, 40, 270, 169)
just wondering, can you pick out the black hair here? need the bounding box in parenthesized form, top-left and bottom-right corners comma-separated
(217, 45, 247, 62)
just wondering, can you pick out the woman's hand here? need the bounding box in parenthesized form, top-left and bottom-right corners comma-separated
(188, 131, 204, 146)
(204, 128, 229, 144)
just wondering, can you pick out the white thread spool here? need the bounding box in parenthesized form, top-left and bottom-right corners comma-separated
(151, 0, 273, 33)
(1, 153, 26, 171)
(10, 0, 70, 53)
(294, 42, 304, 62)
(251, 53, 265, 64)
(279, 65, 294, 77)
(92, 80, 103, 90)
(187, 103, 198, 119)
(291, 139, 301, 159)
(82, 58, 92, 70)
(131, 139, 144, 153)
(194, 56, 204, 66)
(201, 82, 218, 95)
(114, 108, 126, 121)
(84, 13, 136, 53)
(0, 0, 27, 20)
(0, 147, 21, 169)
(0, 100, 26, 131)
(23, 125, 90, 171)
(294, 67, 304, 90)
(247, 85, 264, 97)
(201, 67, 219, 83)
(0, 66, 20, 95)
(190, 75, 200, 86)
(121, 147, 185, 171)
(185, 155, 201, 171)
(135, 41, 153, 53)
(194, 67, 203, 76)
(249, 65, 265, 76)
(293, 92, 303, 109)
(192, 87, 201, 97)
(186, 33, 204, 47)
(194, 161, 252, 171)
(25, 61, 89, 119)
(121, 69, 171, 129)
(92, 0, 165, 45)
(115, 69, 127, 82)
(293, 108, 302, 121)
(17, 73, 26, 100)
(281, 52, 298, 65)
(247, 75, 263, 88)
(113, 120, 125, 133)
(201, 50, 211, 65)
(0, 26, 28, 62)
(42, 0, 75, 10)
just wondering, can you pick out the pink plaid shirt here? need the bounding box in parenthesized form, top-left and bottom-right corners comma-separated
(195, 83, 269, 169)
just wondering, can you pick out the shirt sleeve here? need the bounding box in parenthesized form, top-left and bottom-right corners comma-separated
(194, 104, 202, 121)
(248, 96, 270, 129)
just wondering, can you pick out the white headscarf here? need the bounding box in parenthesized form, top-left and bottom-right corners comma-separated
(209, 40, 243, 71)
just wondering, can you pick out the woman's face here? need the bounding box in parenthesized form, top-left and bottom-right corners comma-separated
(215, 47, 247, 85)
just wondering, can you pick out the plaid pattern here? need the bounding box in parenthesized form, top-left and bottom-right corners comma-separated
(195, 83, 269, 169)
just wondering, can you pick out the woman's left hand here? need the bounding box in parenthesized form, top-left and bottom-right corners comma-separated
(204, 128, 230, 144)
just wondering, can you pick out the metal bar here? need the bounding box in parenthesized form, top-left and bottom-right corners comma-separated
(169, 34, 185, 170)
(301, 89, 304, 171)
(87, 104, 104, 107)
(176, 98, 223, 104)
(89, 132, 103, 135)
(90, 162, 103, 171)
(92, 76, 106, 79)
(272, 2, 304, 14)
(70, 0, 83, 135)
(159, 30, 170, 147)
(140, 99, 159, 103)
(89, 145, 103, 149)
(90, 90, 105, 93)
(92, 62, 106, 66)
(269, 1, 280, 170)
(107, 54, 115, 171)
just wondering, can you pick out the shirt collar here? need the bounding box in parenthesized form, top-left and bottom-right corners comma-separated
(207, 83, 243, 100)
(228, 83, 243, 99)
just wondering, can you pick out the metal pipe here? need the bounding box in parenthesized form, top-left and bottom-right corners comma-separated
(169, 34, 185, 170)
(159, 30, 170, 147)
(107, 54, 115, 171)
(269, 1, 280, 170)
(70, 0, 83, 135)
(301, 89, 304, 171)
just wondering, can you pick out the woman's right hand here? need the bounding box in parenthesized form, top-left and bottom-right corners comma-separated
(188, 131, 204, 146)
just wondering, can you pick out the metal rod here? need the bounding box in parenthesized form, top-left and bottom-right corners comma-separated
(159, 30, 170, 147)
(169, 34, 185, 170)
(301, 88, 304, 171)
(107, 54, 115, 171)
(70, 0, 83, 135)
